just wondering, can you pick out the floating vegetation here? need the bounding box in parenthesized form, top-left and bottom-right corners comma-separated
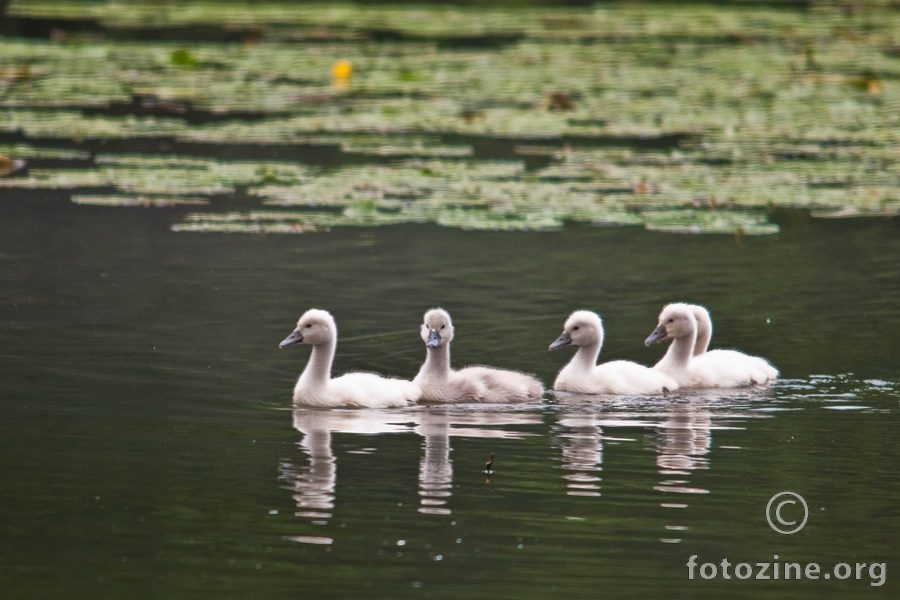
(642, 209, 779, 236)
(338, 136, 473, 159)
(172, 211, 325, 234)
(3, 1, 900, 234)
(0, 169, 111, 189)
(72, 194, 209, 207)
(0, 144, 91, 161)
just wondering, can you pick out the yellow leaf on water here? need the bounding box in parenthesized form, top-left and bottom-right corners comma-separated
(331, 59, 353, 80)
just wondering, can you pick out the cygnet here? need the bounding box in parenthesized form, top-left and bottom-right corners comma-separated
(550, 310, 677, 395)
(414, 308, 544, 403)
(279, 309, 420, 408)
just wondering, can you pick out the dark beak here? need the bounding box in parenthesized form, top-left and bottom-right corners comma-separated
(279, 329, 304, 349)
(425, 329, 441, 349)
(548, 331, 572, 351)
(644, 325, 668, 346)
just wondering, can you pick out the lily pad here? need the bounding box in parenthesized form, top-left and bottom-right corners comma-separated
(72, 194, 209, 207)
(4, 1, 900, 235)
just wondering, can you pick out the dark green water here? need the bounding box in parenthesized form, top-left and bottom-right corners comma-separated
(1, 199, 898, 598)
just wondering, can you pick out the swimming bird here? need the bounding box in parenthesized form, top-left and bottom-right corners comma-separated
(644, 303, 719, 388)
(644, 303, 776, 388)
(688, 304, 778, 385)
(279, 309, 420, 408)
(414, 308, 544, 403)
(549, 310, 677, 395)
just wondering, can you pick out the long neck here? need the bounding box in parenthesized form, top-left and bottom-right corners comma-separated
(300, 340, 334, 388)
(694, 316, 711, 356)
(665, 329, 697, 368)
(571, 341, 601, 371)
(419, 343, 451, 382)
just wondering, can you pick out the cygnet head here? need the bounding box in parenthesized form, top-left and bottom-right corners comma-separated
(549, 310, 604, 351)
(279, 308, 336, 349)
(420, 308, 454, 349)
(644, 303, 697, 346)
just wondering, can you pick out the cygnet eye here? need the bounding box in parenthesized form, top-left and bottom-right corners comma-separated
(305, 323, 312, 328)
(667, 318, 674, 324)
(441, 324, 446, 330)
(572, 326, 580, 331)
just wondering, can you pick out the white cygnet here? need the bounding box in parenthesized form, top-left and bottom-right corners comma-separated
(644, 303, 777, 388)
(688, 304, 778, 385)
(279, 309, 420, 408)
(549, 310, 677, 395)
(414, 308, 544, 403)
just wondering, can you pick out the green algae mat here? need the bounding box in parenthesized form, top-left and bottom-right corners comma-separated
(2, 0, 899, 234)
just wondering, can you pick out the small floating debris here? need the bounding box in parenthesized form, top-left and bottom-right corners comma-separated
(483, 453, 495, 475)
(0, 155, 26, 177)
(458, 108, 484, 124)
(848, 71, 882, 95)
(544, 91, 575, 111)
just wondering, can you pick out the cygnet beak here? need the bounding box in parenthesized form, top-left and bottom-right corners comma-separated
(644, 325, 668, 346)
(425, 329, 441, 349)
(279, 329, 304, 349)
(548, 331, 572, 351)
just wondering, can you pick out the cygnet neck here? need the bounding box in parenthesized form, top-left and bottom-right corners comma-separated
(300, 338, 335, 388)
(421, 342, 452, 382)
(571, 340, 601, 370)
(693, 308, 712, 356)
(667, 327, 698, 368)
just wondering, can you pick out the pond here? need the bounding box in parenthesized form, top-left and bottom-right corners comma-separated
(2, 200, 898, 598)
(1, 1, 899, 598)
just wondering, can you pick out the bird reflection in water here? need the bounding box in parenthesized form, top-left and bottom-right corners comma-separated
(555, 410, 605, 497)
(281, 406, 542, 542)
(416, 410, 454, 515)
(416, 408, 539, 514)
(652, 389, 768, 543)
(551, 390, 764, 544)
(654, 397, 712, 544)
(279, 409, 414, 545)
(281, 391, 763, 545)
(552, 394, 659, 498)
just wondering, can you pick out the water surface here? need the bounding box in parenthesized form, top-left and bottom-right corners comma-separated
(1, 199, 898, 598)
